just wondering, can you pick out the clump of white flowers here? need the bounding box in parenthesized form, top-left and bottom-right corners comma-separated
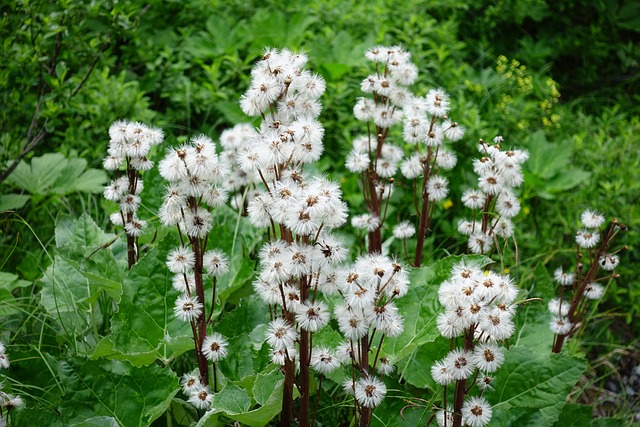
(550, 209, 627, 353)
(347, 45, 464, 266)
(348, 45, 418, 254)
(103, 120, 164, 267)
(400, 86, 464, 266)
(457, 136, 528, 256)
(217, 123, 260, 210)
(237, 47, 354, 425)
(333, 253, 409, 411)
(431, 260, 519, 427)
(158, 133, 231, 404)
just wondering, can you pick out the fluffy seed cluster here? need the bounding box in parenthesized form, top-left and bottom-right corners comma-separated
(158, 133, 231, 407)
(103, 120, 164, 236)
(549, 209, 622, 338)
(238, 47, 326, 170)
(216, 123, 259, 209)
(332, 254, 409, 408)
(159, 134, 231, 327)
(431, 261, 518, 426)
(457, 136, 528, 254)
(237, 49, 349, 378)
(158, 134, 230, 230)
(348, 45, 463, 249)
(334, 254, 408, 341)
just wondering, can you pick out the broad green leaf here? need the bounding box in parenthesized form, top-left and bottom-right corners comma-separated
(513, 263, 555, 352)
(108, 239, 192, 366)
(12, 408, 66, 427)
(525, 131, 572, 180)
(0, 288, 20, 316)
(216, 100, 254, 125)
(0, 193, 30, 210)
(6, 153, 106, 196)
(59, 358, 178, 427)
(168, 398, 199, 427)
(55, 213, 117, 258)
(490, 347, 585, 426)
(544, 169, 591, 194)
(0, 271, 31, 291)
(252, 366, 281, 406)
(41, 214, 125, 337)
(210, 382, 252, 415)
(208, 205, 262, 305)
(319, 63, 351, 81)
(71, 168, 109, 194)
(50, 157, 107, 194)
(54, 214, 124, 300)
(41, 255, 94, 334)
(208, 379, 284, 427)
(69, 416, 120, 427)
(7, 153, 67, 194)
(396, 337, 451, 389)
(220, 332, 263, 381)
(553, 403, 594, 427)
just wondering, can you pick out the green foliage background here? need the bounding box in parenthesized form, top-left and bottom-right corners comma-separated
(1, 0, 638, 426)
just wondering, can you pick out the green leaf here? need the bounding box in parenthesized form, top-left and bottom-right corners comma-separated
(7, 153, 67, 194)
(525, 131, 572, 180)
(167, 398, 198, 426)
(396, 337, 451, 389)
(59, 358, 178, 427)
(108, 238, 192, 366)
(40, 214, 125, 337)
(553, 404, 594, 427)
(0, 271, 31, 291)
(54, 158, 107, 194)
(490, 347, 585, 426)
(7, 153, 106, 197)
(208, 378, 284, 427)
(69, 416, 120, 427)
(0, 193, 30, 210)
(211, 382, 252, 415)
(513, 263, 555, 352)
(252, 366, 281, 406)
(0, 288, 20, 316)
(41, 255, 94, 334)
(216, 100, 256, 125)
(544, 169, 591, 194)
(209, 205, 262, 305)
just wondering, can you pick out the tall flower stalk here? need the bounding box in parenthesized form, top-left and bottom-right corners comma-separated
(347, 46, 463, 266)
(431, 261, 518, 427)
(239, 47, 348, 426)
(103, 120, 164, 268)
(158, 134, 231, 407)
(347, 45, 417, 254)
(549, 209, 627, 353)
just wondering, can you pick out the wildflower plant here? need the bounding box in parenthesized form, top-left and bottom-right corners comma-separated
(333, 253, 409, 425)
(239, 47, 351, 426)
(348, 46, 464, 266)
(431, 261, 518, 427)
(103, 120, 164, 268)
(158, 133, 231, 399)
(549, 209, 627, 353)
